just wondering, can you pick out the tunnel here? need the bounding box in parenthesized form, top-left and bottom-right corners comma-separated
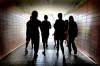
(0, 0, 100, 65)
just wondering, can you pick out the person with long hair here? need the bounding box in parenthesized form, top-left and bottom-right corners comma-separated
(68, 16, 78, 55)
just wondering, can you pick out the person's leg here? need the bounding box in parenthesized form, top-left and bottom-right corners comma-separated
(25, 37, 30, 55)
(46, 35, 49, 48)
(56, 40, 59, 56)
(54, 35, 56, 48)
(54, 39, 56, 48)
(25, 40, 29, 49)
(46, 40, 48, 48)
(60, 40, 64, 56)
(33, 36, 39, 60)
(68, 37, 72, 54)
(25, 37, 30, 48)
(25, 37, 30, 50)
(34, 42, 39, 55)
(71, 37, 77, 54)
(42, 37, 46, 56)
(31, 39, 34, 49)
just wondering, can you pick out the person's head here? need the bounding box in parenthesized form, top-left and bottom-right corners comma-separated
(58, 13, 62, 20)
(65, 20, 68, 22)
(31, 11, 38, 19)
(44, 15, 48, 20)
(69, 16, 74, 22)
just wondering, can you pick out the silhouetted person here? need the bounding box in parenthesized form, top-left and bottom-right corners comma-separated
(64, 20, 68, 44)
(41, 15, 51, 56)
(25, 16, 34, 55)
(54, 13, 65, 58)
(53, 31, 57, 48)
(27, 11, 41, 60)
(68, 16, 78, 55)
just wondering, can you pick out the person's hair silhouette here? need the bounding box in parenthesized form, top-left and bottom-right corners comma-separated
(68, 16, 78, 55)
(44, 15, 48, 20)
(69, 16, 74, 22)
(32, 11, 38, 19)
(58, 13, 62, 20)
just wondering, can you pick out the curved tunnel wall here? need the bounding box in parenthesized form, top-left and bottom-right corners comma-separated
(72, 0, 100, 63)
(0, 7, 27, 60)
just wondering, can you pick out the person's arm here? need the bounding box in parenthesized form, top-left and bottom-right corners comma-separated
(75, 22, 78, 36)
(54, 20, 57, 29)
(26, 22, 28, 35)
(39, 21, 42, 32)
(49, 22, 51, 29)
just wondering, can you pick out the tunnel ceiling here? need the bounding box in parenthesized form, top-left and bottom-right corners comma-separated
(0, 0, 87, 14)
(13, 0, 86, 6)
(0, 0, 86, 5)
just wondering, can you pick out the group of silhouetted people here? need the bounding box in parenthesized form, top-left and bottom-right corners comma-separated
(25, 10, 78, 61)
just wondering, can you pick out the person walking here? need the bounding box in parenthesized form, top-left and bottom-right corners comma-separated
(54, 13, 65, 58)
(41, 15, 51, 56)
(68, 16, 78, 55)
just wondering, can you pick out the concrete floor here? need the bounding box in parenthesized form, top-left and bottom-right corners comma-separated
(0, 42, 96, 66)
